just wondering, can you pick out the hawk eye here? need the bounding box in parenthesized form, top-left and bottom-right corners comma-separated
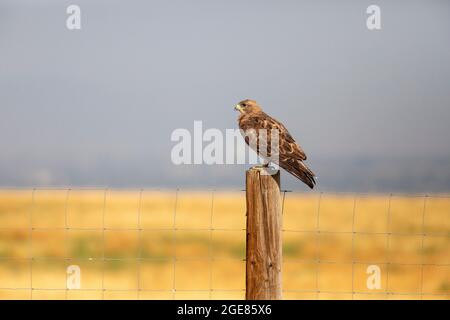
(242, 103, 246, 107)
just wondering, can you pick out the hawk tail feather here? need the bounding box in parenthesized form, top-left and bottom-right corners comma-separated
(289, 161, 316, 189)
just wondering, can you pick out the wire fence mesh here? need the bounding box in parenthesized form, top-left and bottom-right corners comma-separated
(0, 188, 448, 300)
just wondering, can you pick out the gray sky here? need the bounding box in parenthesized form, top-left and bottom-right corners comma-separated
(1, 0, 450, 192)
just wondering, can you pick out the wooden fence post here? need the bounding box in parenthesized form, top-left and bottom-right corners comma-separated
(245, 168, 282, 300)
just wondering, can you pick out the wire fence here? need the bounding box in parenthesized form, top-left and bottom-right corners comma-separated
(0, 188, 449, 300)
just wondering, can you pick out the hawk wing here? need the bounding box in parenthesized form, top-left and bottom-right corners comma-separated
(239, 112, 316, 188)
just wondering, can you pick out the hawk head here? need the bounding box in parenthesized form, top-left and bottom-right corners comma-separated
(235, 99, 262, 114)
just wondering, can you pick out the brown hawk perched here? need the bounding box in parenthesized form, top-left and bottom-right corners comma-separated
(235, 99, 316, 189)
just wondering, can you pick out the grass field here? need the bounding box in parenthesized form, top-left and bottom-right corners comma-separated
(0, 190, 449, 300)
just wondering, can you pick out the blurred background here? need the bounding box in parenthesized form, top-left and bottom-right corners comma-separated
(0, 0, 449, 301)
(1, 0, 450, 192)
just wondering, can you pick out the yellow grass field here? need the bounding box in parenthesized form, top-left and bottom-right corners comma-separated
(0, 190, 448, 300)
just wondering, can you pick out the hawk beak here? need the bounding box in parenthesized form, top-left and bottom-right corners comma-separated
(235, 104, 243, 112)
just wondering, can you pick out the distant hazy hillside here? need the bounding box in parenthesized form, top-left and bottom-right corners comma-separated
(1, 155, 449, 193)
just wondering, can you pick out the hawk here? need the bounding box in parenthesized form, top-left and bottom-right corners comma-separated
(235, 99, 316, 189)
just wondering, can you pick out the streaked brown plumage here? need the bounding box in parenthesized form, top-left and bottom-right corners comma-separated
(235, 99, 316, 189)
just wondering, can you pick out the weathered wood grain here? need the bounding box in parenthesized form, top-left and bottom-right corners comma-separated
(245, 168, 282, 300)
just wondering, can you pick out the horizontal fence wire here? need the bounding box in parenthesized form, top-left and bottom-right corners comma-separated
(0, 188, 448, 299)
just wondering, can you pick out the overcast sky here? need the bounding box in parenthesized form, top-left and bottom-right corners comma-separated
(1, 0, 449, 192)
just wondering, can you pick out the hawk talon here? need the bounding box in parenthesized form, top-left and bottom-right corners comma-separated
(250, 165, 265, 171)
(250, 164, 279, 176)
(251, 162, 270, 169)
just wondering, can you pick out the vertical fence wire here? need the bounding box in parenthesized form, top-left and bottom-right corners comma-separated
(208, 190, 215, 300)
(384, 194, 392, 299)
(172, 189, 179, 300)
(281, 190, 287, 299)
(101, 189, 107, 300)
(137, 189, 143, 300)
(281, 191, 287, 217)
(64, 189, 71, 300)
(419, 195, 428, 300)
(350, 195, 357, 300)
(315, 192, 323, 300)
(29, 188, 35, 300)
